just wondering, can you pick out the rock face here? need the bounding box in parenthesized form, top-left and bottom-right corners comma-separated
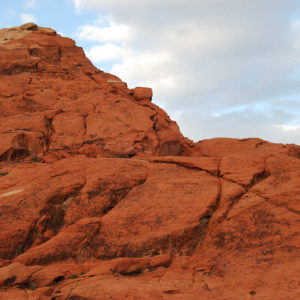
(0, 23, 188, 162)
(0, 24, 299, 300)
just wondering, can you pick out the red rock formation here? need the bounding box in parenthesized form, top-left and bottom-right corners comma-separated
(0, 24, 299, 299)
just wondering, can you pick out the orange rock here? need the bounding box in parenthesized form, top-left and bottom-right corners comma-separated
(0, 23, 188, 160)
(0, 262, 40, 287)
(0, 24, 299, 299)
(131, 86, 153, 101)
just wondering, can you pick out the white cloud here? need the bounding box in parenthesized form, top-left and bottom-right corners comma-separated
(20, 13, 37, 23)
(73, 0, 82, 13)
(87, 44, 129, 62)
(77, 17, 133, 43)
(73, 0, 300, 145)
(110, 51, 179, 99)
(24, 0, 37, 9)
(111, 51, 171, 83)
(277, 124, 300, 132)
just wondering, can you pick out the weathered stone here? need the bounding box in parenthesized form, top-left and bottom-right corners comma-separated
(0, 24, 299, 299)
(131, 86, 153, 101)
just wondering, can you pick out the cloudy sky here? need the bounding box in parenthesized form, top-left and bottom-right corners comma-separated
(1, 0, 300, 145)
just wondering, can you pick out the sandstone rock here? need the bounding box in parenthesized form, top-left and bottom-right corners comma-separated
(90, 162, 220, 259)
(150, 155, 220, 175)
(0, 262, 40, 287)
(131, 86, 153, 101)
(0, 24, 187, 160)
(0, 24, 299, 299)
(14, 217, 101, 265)
(20, 23, 38, 31)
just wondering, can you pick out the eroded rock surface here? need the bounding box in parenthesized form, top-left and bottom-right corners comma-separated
(0, 24, 299, 299)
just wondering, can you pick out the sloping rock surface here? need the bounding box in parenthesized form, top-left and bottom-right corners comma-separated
(0, 24, 299, 300)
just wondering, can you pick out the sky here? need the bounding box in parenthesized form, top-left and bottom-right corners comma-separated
(1, 0, 300, 145)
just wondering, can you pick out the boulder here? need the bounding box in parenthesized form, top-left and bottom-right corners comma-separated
(131, 86, 153, 101)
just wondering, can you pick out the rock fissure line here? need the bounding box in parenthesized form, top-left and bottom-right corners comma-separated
(252, 191, 300, 216)
(151, 115, 161, 154)
(26, 179, 88, 253)
(191, 180, 222, 253)
(150, 158, 220, 176)
(44, 110, 62, 151)
(82, 114, 87, 146)
(18, 266, 43, 290)
(221, 190, 247, 222)
(74, 222, 102, 263)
